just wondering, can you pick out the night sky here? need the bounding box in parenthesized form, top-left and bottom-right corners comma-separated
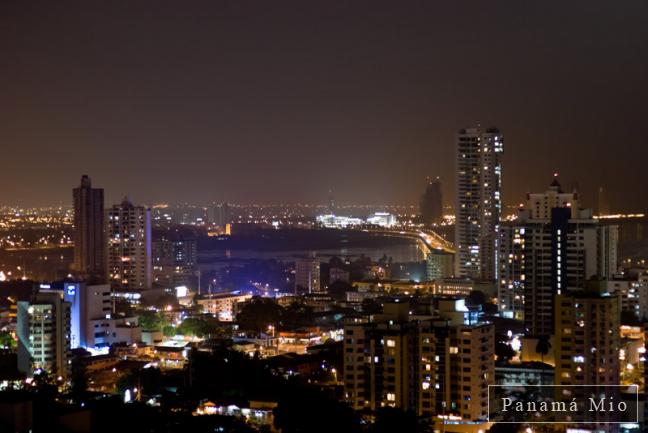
(1, 1, 647, 211)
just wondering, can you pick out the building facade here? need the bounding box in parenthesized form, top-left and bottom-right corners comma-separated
(455, 127, 503, 280)
(107, 198, 152, 291)
(152, 234, 198, 290)
(17, 291, 71, 379)
(426, 252, 454, 281)
(63, 282, 140, 348)
(72, 175, 106, 278)
(606, 277, 648, 320)
(295, 256, 321, 293)
(498, 179, 618, 334)
(343, 300, 493, 427)
(554, 284, 620, 426)
(196, 292, 253, 321)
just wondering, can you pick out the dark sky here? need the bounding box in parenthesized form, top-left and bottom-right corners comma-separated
(1, 1, 647, 211)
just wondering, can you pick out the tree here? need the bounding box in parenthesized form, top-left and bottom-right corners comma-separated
(236, 297, 283, 335)
(177, 316, 228, 338)
(162, 325, 176, 337)
(31, 369, 58, 398)
(274, 383, 362, 433)
(0, 331, 16, 350)
(138, 311, 170, 332)
(372, 407, 419, 433)
(281, 301, 314, 330)
(495, 340, 516, 363)
(466, 290, 486, 307)
(70, 348, 90, 399)
(151, 293, 180, 310)
(488, 423, 520, 433)
(535, 335, 552, 365)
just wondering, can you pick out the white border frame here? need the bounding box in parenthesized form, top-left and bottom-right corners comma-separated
(487, 384, 639, 424)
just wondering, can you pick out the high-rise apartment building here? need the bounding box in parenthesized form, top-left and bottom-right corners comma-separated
(555, 286, 620, 386)
(606, 277, 648, 320)
(17, 291, 71, 379)
(455, 127, 503, 280)
(420, 176, 443, 226)
(554, 282, 620, 425)
(72, 175, 106, 278)
(107, 198, 152, 291)
(343, 300, 493, 427)
(498, 178, 618, 335)
(207, 202, 231, 226)
(295, 256, 321, 293)
(152, 234, 198, 290)
(526, 176, 579, 219)
(426, 251, 453, 281)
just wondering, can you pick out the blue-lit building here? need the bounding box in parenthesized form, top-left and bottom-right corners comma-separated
(64, 282, 141, 349)
(33, 282, 141, 349)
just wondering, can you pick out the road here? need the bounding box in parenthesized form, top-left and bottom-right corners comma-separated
(363, 227, 455, 255)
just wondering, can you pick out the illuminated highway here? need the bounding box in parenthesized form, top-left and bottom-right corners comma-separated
(363, 227, 455, 255)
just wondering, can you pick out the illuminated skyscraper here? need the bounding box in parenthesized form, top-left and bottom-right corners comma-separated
(498, 178, 618, 335)
(152, 234, 198, 290)
(295, 255, 321, 293)
(343, 300, 493, 426)
(17, 291, 71, 379)
(554, 282, 620, 427)
(454, 127, 503, 280)
(72, 175, 106, 278)
(107, 198, 152, 291)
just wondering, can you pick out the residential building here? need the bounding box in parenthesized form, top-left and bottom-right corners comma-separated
(17, 291, 71, 379)
(72, 175, 106, 278)
(455, 127, 503, 280)
(498, 178, 618, 334)
(295, 256, 321, 293)
(196, 292, 253, 321)
(554, 282, 620, 425)
(425, 251, 454, 280)
(152, 234, 198, 290)
(343, 299, 493, 430)
(107, 198, 152, 291)
(606, 277, 648, 320)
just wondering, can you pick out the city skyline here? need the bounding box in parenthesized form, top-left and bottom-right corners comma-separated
(2, 3, 648, 433)
(1, 1, 647, 210)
